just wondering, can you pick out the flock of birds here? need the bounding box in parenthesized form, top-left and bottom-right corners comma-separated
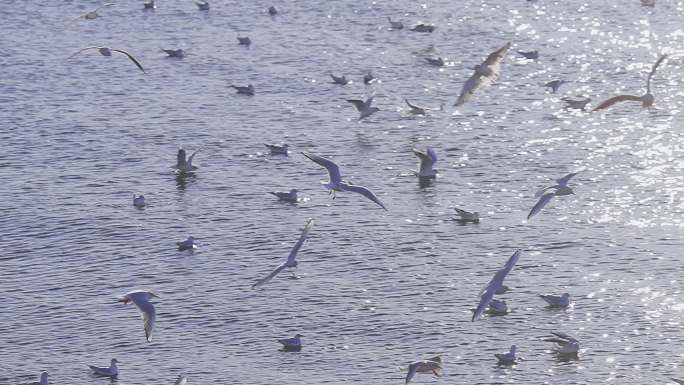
(20, 0, 682, 384)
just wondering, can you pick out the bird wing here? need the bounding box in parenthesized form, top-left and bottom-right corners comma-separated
(592, 94, 642, 111)
(551, 331, 576, 342)
(527, 192, 555, 220)
(251, 262, 288, 289)
(339, 182, 387, 210)
(405, 363, 418, 384)
(426, 147, 437, 163)
(287, 218, 314, 263)
(533, 185, 557, 198)
(414, 148, 436, 174)
(130, 297, 156, 342)
(67, 47, 101, 59)
(454, 72, 483, 106)
(646, 54, 668, 93)
(347, 99, 365, 112)
(454, 208, 472, 219)
(405, 99, 422, 111)
(112, 49, 145, 73)
(364, 96, 374, 109)
(472, 249, 521, 321)
(484, 42, 512, 66)
(556, 172, 579, 186)
(187, 149, 199, 165)
(301, 152, 342, 185)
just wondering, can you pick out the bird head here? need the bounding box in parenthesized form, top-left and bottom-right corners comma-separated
(111, 358, 119, 364)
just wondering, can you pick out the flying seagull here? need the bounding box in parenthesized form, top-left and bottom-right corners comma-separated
(69, 47, 145, 73)
(544, 331, 580, 355)
(593, 54, 668, 111)
(540, 293, 571, 308)
(455, 42, 511, 106)
(301, 151, 387, 210)
(472, 249, 521, 321)
(252, 218, 314, 289)
(69, 3, 114, 23)
(118, 290, 158, 343)
(88, 359, 119, 377)
(405, 356, 442, 384)
(413, 147, 437, 180)
(174, 148, 199, 172)
(528, 172, 578, 220)
(347, 96, 379, 120)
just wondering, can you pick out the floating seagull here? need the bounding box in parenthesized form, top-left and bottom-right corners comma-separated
(425, 57, 445, 67)
(544, 331, 579, 355)
(268, 6, 278, 15)
(545, 80, 568, 93)
(413, 147, 437, 180)
(593, 54, 668, 111)
(540, 293, 571, 308)
(363, 72, 375, 84)
(174, 148, 199, 173)
(252, 219, 313, 289)
(196, 0, 209, 10)
(517, 50, 539, 60)
(561, 96, 591, 110)
(175, 375, 188, 385)
(177, 236, 196, 251)
(472, 249, 521, 321)
(143, 0, 155, 9)
(528, 172, 578, 220)
(495, 345, 517, 365)
(231, 84, 255, 96)
(487, 299, 508, 315)
(68, 47, 145, 73)
(409, 23, 435, 32)
(330, 73, 349, 85)
(118, 290, 158, 343)
(161, 48, 184, 58)
(347, 96, 380, 120)
(264, 143, 289, 155)
(387, 16, 404, 29)
(455, 42, 511, 106)
(454, 208, 479, 223)
(301, 152, 387, 210)
(88, 359, 119, 378)
(270, 189, 299, 202)
(133, 195, 146, 207)
(69, 3, 114, 23)
(278, 334, 303, 351)
(237, 36, 251, 46)
(405, 356, 442, 384)
(25, 372, 48, 385)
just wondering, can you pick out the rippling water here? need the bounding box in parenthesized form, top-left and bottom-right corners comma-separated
(2, 0, 683, 384)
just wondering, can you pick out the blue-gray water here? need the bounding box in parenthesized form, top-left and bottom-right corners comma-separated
(1, 0, 683, 384)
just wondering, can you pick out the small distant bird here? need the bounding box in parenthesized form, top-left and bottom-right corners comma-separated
(641, 0, 655, 6)
(540, 293, 571, 308)
(495, 345, 517, 365)
(133, 195, 146, 207)
(143, 0, 155, 9)
(487, 298, 508, 315)
(237, 36, 251, 46)
(177, 236, 196, 251)
(252, 219, 314, 289)
(268, 5, 278, 15)
(405, 99, 426, 115)
(161, 48, 184, 58)
(118, 290, 158, 343)
(545, 80, 568, 93)
(68, 47, 145, 73)
(561, 97, 591, 110)
(174, 148, 199, 173)
(387, 16, 404, 29)
(544, 331, 579, 355)
(413, 147, 437, 180)
(347, 96, 380, 120)
(69, 3, 114, 23)
(454, 208, 479, 223)
(88, 359, 119, 378)
(517, 50, 539, 60)
(196, 0, 209, 10)
(330, 73, 349, 85)
(425, 57, 445, 67)
(175, 375, 188, 385)
(472, 249, 521, 321)
(278, 333, 303, 351)
(593, 54, 668, 111)
(264, 143, 289, 155)
(409, 23, 435, 32)
(231, 84, 255, 96)
(455, 42, 511, 106)
(363, 72, 375, 84)
(405, 356, 442, 384)
(528, 171, 579, 220)
(302, 152, 387, 210)
(270, 189, 298, 202)
(25, 372, 48, 385)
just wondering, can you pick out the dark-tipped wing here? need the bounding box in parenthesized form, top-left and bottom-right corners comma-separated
(472, 249, 521, 321)
(339, 182, 387, 210)
(550, 331, 576, 342)
(347, 99, 365, 112)
(301, 151, 342, 185)
(131, 298, 156, 342)
(405, 363, 418, 384)
(646, 54, 668, 93)
(68, 46, 101, 59)
(287, 218, 314, 263)
(592, 95, 642, 111)
(188, 149, 199, 164)
(112, 49, 145, 73)
(251, 263, 287, 289)
(527, 192, 555, 219)
(556, 172, 579, 186)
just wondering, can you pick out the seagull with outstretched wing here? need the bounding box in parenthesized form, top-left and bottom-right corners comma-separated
(528, 171, 578, 219)
(593, 55, 668, 111)
(69, 46, 145, 73)
(472, 249, 521, 321)
(455, 42, 511, 106)
(118, 290, 158, 342)
(347, 96, 379, 120)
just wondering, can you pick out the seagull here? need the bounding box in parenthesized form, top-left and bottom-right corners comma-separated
(69, 3, 114, 22)
(363, 72, 375, 84)
(413, 147, 437, 180)
(174, 149, 199, 173)
(454, 208, 479, 223)
(177, 236, 196, 251)
(517, 50, 539, 60)
(278, 334, 303, 351)
(472, 249, 521, 321)
(268, 6, 278, 15)
(540, 293, 571, 308)
(330, 73, 349, 85)
(196, 1, 209, 10)
(252, 219, 313, 288)
(544, 331, 579, 355)
(561, 96, 591, 110)
(528, 172, 579, 220)
(88, 359, 119, 377)
(495, 345, 517, 365)
(347, 96, 379, 120)
(143, 0, 155, 9)
(409, 24, 435, 32)
(545, 80, 568, 93)
(133, 195, 146, 207)
(175, 375, 188, 385)
(487, 299, 508, 315)
(405, 356, 442, 384)
(301, 152, 387, 210)
(593, 55, 668, 111)
(405, 99, 427, 115)
(387, 17, 404, 29)
(455, 42, 511, 106)
(270, 189, 299, 202)
(161, 48, 184, 58)
(68, 47, 145, 73)
(118, 290, 158, 343)
(237, 36, 251, 46)
(641, 0, 655, 6)
(231, 84, 254, 96)
(264, 143, 289, 155)
(25, 372, 48, 385)
(425, 57, 445, 67)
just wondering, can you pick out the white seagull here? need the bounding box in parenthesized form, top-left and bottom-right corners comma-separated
(405, 356, 442, 384)
(472, 249, 521, 321)
(196, 1, 209, 10)
(387, 17, 404, 29)
(540, 293, 571, 308)
(88, 359, 119, 377)
(593, 54, 668, 111)
(454, 208, 479, 223)
(270, 189, 299, 202)
(278, 333, 303, 351)
(455, 42, 511, 106)
(177, 236, 196, 251)
(174, 148, 199, 172)
(544, 331, 579, 355)
(301, 151, 387, 210)
(347, 96, 379, 120)
(495, 345, 517, 365)
(413, 147, 437, 180)
(252, 218, 314, 289)
(175, 375, 188, 385)
(118, 290, 158, 343)
(25, 372, 48, 385)
(528, 172, 579, 220)
(69, 47, 145, 73)
(133, 195, 146, 207)
(69, 3, 114, 23)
